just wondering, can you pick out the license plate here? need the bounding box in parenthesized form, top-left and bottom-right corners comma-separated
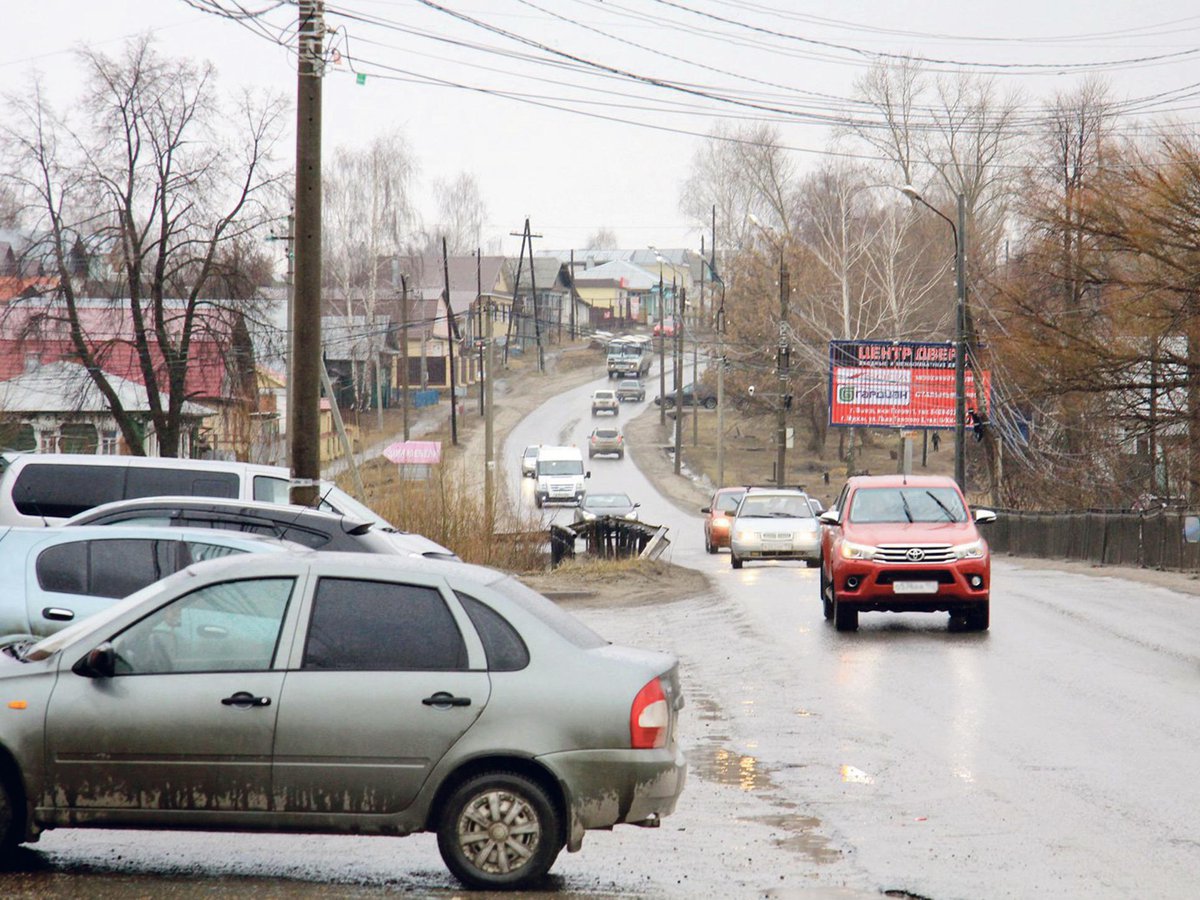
(763, 540, 792, 551)
(893, 581, 938, 594)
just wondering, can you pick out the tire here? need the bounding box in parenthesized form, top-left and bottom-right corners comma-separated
(438, 770, 562, 890)
(731, 554, 743, 569)
(617, 451, 624, 459)
(702, 397, 717, 410)
(804, 559, 821, 569)
(966, 600, 990, 632)
(663, 398, 675, 410)
(535, 495, 544, 509)
(820, 568, 833, 620)
(833, 596, 858, 632)
(705, 536, 716, 554)
(0, 766, 23, 854)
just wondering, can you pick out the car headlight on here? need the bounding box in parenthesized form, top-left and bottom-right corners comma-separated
(711, 517, 730, 532)
(840, 540, 878, 560)
(735, 529, 757, 542)
(953, 540, 985, 559)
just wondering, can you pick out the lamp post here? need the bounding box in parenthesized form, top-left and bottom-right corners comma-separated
(651, 249, 667, 426)
(900, 186, 967, 490)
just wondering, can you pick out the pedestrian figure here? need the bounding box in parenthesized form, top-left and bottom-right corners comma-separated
(931, 432, 940, 451)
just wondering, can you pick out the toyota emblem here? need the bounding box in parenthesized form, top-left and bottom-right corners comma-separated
(906, 547, 925, 561)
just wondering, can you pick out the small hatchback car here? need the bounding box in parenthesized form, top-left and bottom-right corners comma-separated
(0, 551, 686, 890)
(819, 474, 996, 632)
(700, 486, 746, 553)
(590, 389, 619, 416)
(728, 488, 821, 569)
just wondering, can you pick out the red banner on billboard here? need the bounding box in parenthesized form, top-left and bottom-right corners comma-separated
(828, 340, 990, 429)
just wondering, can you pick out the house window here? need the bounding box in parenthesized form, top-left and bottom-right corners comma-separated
(0, 420, 36, 452)
(100, 430, 119, 455)
(61, 423, 99, 455)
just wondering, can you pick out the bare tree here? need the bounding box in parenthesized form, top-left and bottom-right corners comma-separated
(584, 226, 619, 250)
(434, 172, 487, 255)
(847, 58, 926, 188)
(324, 130, 418, 409)
(0, 36, 287, 456)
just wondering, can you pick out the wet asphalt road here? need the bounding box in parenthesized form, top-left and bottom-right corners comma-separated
(3, 371, 1199, 898)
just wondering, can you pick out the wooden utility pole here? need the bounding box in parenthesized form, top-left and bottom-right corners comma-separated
(290, 0, 324, 507)
(477, 249, 485, 416)
(442, 236, 458, 446)
(485, 299, 496, 530)
(400, 273, 410, 441)
(776, 252, 790, 487)
(674, 283, 684, 475)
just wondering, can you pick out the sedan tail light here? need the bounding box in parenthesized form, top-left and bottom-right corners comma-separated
(630, 677, 669, 749)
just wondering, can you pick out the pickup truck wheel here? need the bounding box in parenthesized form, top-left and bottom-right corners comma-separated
(820, 569, 833, 619)
(966, 601, 989, 631)
(0, 766, 23, 853)
(833, 596, 858, 632)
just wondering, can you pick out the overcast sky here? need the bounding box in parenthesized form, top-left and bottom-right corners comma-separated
(5, 1, 1199, 255)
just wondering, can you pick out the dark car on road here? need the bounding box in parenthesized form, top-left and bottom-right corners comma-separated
(65, 497, 458, 559)
(654, 383, 717, 410)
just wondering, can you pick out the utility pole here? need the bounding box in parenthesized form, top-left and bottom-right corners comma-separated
(695, 236, 704, 449)
(477, 249, 484, 416)
(674, 284, 684, 475)
(776, 252, 790, 487)
(712, 209, 726, 488)
(485, 298, 496, 530)
(400, 273, 410, 441)
(441, 236, 458, 446)
(525, 220, 544, 372)
(658, 264, 666, 425)
(569, 249, 577, 339)
(954, 192, 968, 491)
(290, 0, 324, 507)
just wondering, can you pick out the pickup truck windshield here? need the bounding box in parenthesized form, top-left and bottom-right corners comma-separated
(849, 487, 967, 523)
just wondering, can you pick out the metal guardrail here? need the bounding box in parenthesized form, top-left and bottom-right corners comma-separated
(987, 507, 1200, 571)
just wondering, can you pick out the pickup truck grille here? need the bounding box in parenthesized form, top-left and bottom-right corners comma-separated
(875, 544, 955, 563)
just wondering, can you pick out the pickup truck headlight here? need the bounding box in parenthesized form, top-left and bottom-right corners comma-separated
(953, 540, 985, 559)
(840, 540, 878, 560)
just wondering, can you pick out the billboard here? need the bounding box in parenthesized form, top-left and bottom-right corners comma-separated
(828, 340, 990, 429)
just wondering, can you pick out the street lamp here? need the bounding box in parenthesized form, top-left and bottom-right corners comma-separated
(899, 185, 968, 491)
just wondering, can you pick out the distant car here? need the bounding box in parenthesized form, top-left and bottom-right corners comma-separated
(591, 389, 619, 416)
(616, 379, 646, 403)
(0, 550, 686, 890)
(574, 492, 640, 523)
(64, 496, 459, 560)
(729, 488, 821, 570)
(0, 524, 296, 638)
(652, 318, 680, 338)
(588, 427, 625, 459)
(654, 383, 717, 410)
(807, 496, 826, 516)
(700, 486, 747, 554)
(521, 444, 540, 478)
(819, 474, 996, 632)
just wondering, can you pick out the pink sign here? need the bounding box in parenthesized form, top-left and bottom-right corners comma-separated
(383, 440, 442, 465)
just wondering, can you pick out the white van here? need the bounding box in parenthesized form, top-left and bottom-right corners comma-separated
(0, 454, 451, 559)
(533, 446, 590, 507)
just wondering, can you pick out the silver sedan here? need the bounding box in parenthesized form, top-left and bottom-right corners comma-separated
(0, 551, 686, 890)
(729, 490, 822, 569)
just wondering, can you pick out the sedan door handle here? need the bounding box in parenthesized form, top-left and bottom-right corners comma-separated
(221, 691, 272, 708)
(422, 691, 471, 708)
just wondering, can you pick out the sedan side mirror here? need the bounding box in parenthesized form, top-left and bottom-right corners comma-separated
(73, 641, 116, 679)
(585, 471, 592, 479)
(700, 507, 710, 514)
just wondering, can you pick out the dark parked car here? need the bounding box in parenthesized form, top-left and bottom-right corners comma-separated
(654, 383, 717, 410)
(65, 497, 458, 559)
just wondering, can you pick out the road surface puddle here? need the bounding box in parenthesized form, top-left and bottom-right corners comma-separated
(690, 745, 771, 791)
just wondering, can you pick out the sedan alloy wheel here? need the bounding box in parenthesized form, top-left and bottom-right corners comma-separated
(438, 771, 562, 890)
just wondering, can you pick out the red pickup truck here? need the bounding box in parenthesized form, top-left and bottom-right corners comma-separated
(818, 474, 996, 632)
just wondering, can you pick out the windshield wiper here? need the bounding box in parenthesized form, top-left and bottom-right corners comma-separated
(925, 491, 958, 521)
(899, 493, 914, 522)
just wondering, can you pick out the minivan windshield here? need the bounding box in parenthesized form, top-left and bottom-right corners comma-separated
(538, 460, 584, 476)
(849, 487, 967, 524)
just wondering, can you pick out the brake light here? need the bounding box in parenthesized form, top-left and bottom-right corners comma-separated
(630, 677, 669, 749)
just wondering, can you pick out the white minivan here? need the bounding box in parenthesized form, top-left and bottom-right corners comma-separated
(533, 445, 590, 507)
(0, 453, 455, 558)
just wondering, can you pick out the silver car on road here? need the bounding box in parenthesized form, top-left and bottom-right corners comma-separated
(729, 488, 822, 569)
(0, 551, 686, 890)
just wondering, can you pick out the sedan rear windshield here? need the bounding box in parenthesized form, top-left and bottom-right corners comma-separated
(849, 487, 967, 523)
(488, 577, 607, 649)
